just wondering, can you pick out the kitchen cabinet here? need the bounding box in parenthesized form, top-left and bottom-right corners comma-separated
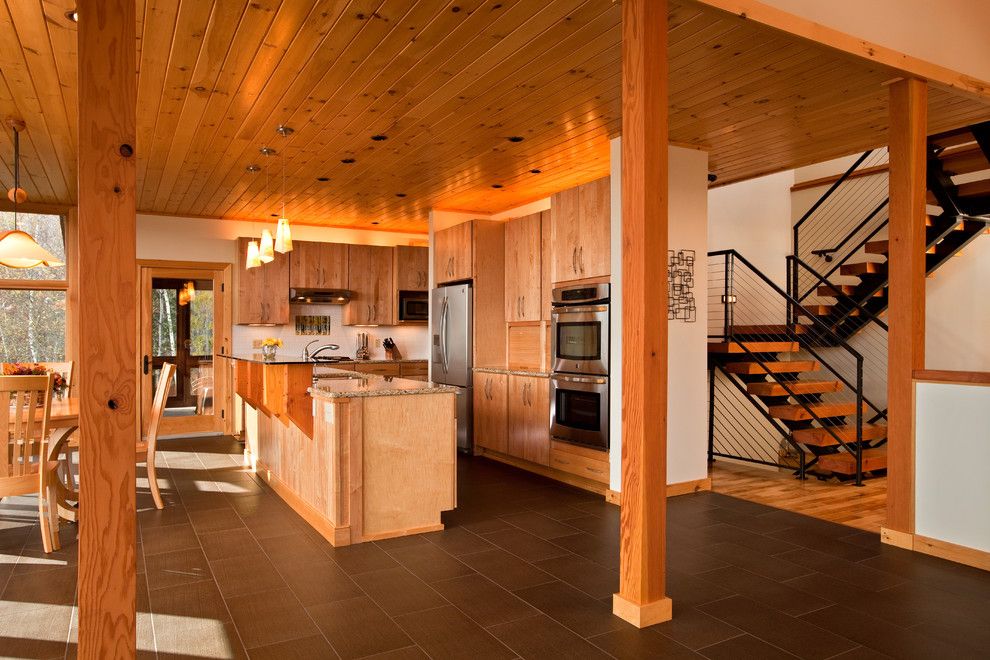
(549, 440, 609, 485)
(434, 221, 473, 284)
(344, 245, 394, 326)
(550, 177, 610, 283)
(394, 245, 429, 291)
(236, 237, 289, 325)
(289, 240, 347, 289)
(474, 372, 507, 454)
(504, 212, 542, 322)
(399, 361, 428, 381)
(541, 209, 552, 321)
(351, 362, 401, 376)
(507, 374, 549, 466)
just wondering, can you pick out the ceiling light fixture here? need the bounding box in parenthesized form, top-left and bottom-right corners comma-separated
(65, 9, 78, 22)
(0, 119, 64, 269)
(530, 169, 542, 174)
(507, 136, 524, 143)
(274, 125, 293, 254)
(370, 134, 388, 141)
(341, 158, 355, 164)
(258, 146, 276, 263)
(491, 184, 503, 189)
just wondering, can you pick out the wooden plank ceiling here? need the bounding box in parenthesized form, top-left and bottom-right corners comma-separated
(1, 0, 988, 233)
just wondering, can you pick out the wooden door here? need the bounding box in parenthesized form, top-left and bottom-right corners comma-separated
(434, 221, 473, 284)
(550, 178, 611, 283)
(394, 245, 429, 290)
(344, 245, 394, 325)
(236, 237, 289, 324)
(290, 240, 347, 289)
(507, 374, 549, 465)
(473, 372, 507, 453)
(139, 262, 232, 437)
(504, 213, 542, 322)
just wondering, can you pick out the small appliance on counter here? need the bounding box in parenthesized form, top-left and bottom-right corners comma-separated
(431, 283, 473, 452)
(550, 283, 610, 451)
(383, 337, 401, 360)
(356, 332, 371, 360)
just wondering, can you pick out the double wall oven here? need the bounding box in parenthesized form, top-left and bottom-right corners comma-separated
(550, 283, 610, 451)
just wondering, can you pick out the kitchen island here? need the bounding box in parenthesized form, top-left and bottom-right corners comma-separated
(223, 354, 457, 546)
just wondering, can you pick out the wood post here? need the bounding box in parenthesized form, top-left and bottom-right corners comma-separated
(77, 0, 139, 657)
(613, 0, 672, 628)
(883, 77, 927, 544)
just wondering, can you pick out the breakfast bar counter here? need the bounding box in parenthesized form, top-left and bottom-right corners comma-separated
(223, 355, 457, 546)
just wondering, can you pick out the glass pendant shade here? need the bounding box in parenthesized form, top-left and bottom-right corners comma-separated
(0, 230, 65, 268)
(274, 217, 292, 253)
(259, 229, 275, 263)
(245, 240, 262, 269)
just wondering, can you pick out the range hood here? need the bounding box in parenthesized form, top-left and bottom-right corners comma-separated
(289, 288, 353, 305)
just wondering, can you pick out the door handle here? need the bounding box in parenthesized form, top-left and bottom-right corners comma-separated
(143, 355, 151, 375)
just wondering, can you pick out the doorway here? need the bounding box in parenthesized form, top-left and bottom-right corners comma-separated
(139, 261, 232, 436)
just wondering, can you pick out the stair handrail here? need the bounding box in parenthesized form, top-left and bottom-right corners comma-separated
(787, 255, 889, 331)
(793, 150, 873, 232)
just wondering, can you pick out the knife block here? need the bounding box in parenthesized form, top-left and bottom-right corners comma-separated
(385, 346, 401, 361)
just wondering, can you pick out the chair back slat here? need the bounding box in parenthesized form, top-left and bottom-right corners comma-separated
(1, 374, 53, 480)
(147, 363, 175, 454)
(0, 391, 8, 478)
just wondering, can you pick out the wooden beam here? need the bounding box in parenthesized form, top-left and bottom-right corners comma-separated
(76, 0, 138, 657)
(883, 77, 926, 541)
(614, 0, 672, 628)
(691, 0, 990, 102)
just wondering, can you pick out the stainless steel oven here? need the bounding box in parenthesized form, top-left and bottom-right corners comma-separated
(551, 283, 609, 376)
(550, 373, 609, 451)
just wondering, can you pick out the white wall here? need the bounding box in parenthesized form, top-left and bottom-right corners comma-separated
(761, 0, 990, 81)
(609, 139, 711, 491)
(136, 213, 431, 360)
(916, 381, 990, 553)
(925, 233, 990, 371)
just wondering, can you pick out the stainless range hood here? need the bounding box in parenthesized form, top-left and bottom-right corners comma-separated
(289, 288, 353, 305)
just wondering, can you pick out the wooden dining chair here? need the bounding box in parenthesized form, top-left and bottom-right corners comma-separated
(0, 373, 61, 553)
(139, 362, 175, 510)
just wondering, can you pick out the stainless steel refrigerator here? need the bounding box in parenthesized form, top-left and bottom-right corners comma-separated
(431, 283, 473, 452)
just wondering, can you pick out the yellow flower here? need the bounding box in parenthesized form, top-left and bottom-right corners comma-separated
(261, 338, 283, 348)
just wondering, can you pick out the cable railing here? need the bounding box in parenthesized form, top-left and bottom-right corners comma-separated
(708, 250, 880, 485)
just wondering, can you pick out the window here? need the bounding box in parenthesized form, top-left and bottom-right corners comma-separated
(0, 211, 68, 363)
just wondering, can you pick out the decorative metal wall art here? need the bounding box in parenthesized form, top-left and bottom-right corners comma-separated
(668, 249, 696, 322)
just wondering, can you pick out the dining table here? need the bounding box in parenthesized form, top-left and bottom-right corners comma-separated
(45, 396, 80, 522)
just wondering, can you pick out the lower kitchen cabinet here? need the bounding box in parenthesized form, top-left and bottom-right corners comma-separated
(474, 372, 507, 453)
(507, 374, 549, 466)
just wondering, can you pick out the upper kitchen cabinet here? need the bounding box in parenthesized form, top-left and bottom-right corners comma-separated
(550, 177, 611, 283)
(393, 245, 429, 291)
(434, 221, 473, 284)
(344, 245, 394, 326)
(236, 237, 290, 325)
(289, 240, 348, 289)
(504, 212, 543, 322)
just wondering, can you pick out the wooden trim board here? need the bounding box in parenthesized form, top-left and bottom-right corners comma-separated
(882, 527, 990, 572)
(256, 459, 351, 547)
(606, 477, 712, 505)
(791, 163, 889, 192)
(913, 370, 990, 386)
(477, 448, 608, 496)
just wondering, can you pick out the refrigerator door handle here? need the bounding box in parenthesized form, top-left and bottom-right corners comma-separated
(439, 296, 449, 374)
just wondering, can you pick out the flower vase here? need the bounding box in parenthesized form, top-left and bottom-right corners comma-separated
(261, 345, 278, 361)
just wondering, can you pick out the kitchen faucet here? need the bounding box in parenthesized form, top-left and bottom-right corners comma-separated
(303, 339, 341, 361)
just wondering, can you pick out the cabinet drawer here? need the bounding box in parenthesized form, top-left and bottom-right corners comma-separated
(352, 363, 401, 376)
(549, 446, 609, 484)
(399, 362, 428, 377)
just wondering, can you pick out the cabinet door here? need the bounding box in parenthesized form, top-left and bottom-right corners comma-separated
(507, 375, 549, 465)
(394, 245, 429, 290)
(541, 210, 552, 321)
(434, 221, 473, 284)
(236, 237, 289, 325)
(344, 245, 395, 326)
(550, 185, 582, 283)
(504, 213, 542, 322)
(550, 177, 610, 283)
(290, 241, 347, 289)
(474, 373, 507, 453)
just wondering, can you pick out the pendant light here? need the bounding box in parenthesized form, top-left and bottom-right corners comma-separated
(274, 125, 293, 253)
(243, 163, 262, 269)
(0, 119, 64, 269)
(258, 146, 276, 263)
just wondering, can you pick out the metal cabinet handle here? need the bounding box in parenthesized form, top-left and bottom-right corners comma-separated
(579, 246, 585, 274)
(521, 295, 525, 318)
(572, 247, 577, 274)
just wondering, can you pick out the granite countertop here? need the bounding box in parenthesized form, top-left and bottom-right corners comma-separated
(309, 368, 456, 399)
(220, 353, 427, 365)
(473, 366, 552, 378)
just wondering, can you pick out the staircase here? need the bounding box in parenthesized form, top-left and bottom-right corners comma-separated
(709, 120, 990, 485)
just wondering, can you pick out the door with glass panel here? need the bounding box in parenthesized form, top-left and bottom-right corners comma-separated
(139, 263, 230, 436)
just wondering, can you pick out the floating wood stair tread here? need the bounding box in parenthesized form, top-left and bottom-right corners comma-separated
(723, 360, 820, 375)
(797, 305, 860, 317)
(815, 284, 884, 298)
(792, 423, 887, 447)
(747, 380, 843, 397)
(708, 341, 800, 354)
(866, 240, 935, 255)
(840, 261, 885, 276)
(730, 324, 808, 336)
(938, 144, 990, 176)
(957, 178, 990, 198)
(817, 447, 888, 474)
(768, 402, 867, 421)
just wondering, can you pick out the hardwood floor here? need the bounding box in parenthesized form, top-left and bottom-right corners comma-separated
(710, 460, 887, 533)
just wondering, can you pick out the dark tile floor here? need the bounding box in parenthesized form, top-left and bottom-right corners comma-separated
(1, 436, 990, 659)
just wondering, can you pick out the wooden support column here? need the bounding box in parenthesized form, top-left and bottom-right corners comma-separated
(613, 0, 672, 628)
(882, 77, 927, 548)
(77, 0, 139, 657)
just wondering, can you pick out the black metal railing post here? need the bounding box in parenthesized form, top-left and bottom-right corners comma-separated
(722, 253, 730, 339)
(708, 366, 716, 465)
(855, 356, 864, 487)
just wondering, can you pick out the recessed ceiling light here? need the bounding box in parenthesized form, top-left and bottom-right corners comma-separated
(65, 9, 78, 22)
(259, 146, 276, 156)
(270, 213, 278, 217)
(316, 177, 330, 182)
(276, 125, 294, 137)
(341, 158, 356, 164)
(507, 136, 524, 143)
(372, 221, 380, 225)
(246, 164, 261, 172)
(491, 184, 503, 189)
(529, 169, 542, 174)
(370, 134, 388, 141)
